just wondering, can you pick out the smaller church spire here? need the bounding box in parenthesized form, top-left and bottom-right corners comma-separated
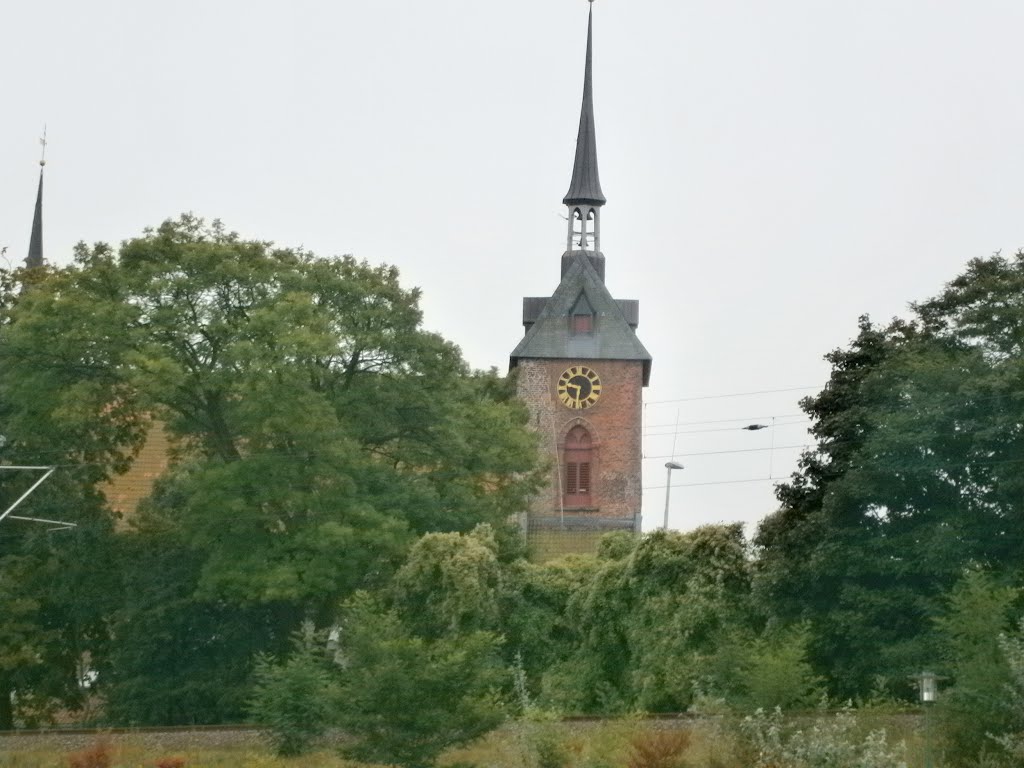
(25, 128, 46, 269)
(562, 2, 606, 269)
(563, 2, 605, 208)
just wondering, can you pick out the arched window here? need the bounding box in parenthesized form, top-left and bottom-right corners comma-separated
(564, 425, 594, 507)
(567, 205, 601, 252)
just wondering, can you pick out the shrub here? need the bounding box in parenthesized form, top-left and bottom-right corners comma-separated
(934, 572, 1018, 765)
(535, 730, 572, 768)
(626, 729, 691, 768)
(66, 739, 113, 768)
(509, 706, 576, 768)
(737, 623, 823, 711)
(248, 622, 337, 757)
(338, 593, 507, 768)
(740, 706, 907, 768)
(992, 620, 1024, 763)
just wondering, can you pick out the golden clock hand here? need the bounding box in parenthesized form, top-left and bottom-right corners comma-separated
(565, 384, 582, 406)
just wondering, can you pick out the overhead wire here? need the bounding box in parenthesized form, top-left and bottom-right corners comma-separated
(646, 443, 810, 460)
(643, 419, 809, 437)
(0, 400, 1018, 469)
(645, 476, 777, 491)
(647, 415, 806, 434)
(645, 385, 822, 405)
(11, 424, 1024, 479)
(6, 379, 1024, 493)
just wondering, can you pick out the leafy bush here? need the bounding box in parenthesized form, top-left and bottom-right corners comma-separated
(740, 706, 906, 768)
(248, 623, 336, 757)
(737, 623, 823, 711)
(935, 572, 1018, 765)
(391, 525, 503, 640)
(992, 620, 1024, 763)
(66, 739, 113, 768)
(534, 729, 572, 768)
(514, 709, 573, 768)
(507, 708, 581, 768)
(338, 592, 507, 768)
(626, 729, 691, 768)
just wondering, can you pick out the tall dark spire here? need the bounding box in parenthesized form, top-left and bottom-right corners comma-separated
(563, 3, 605, 207)
(25, 129, 46, 269)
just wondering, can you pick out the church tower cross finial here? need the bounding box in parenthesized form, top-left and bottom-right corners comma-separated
(563, 2, 605, 258)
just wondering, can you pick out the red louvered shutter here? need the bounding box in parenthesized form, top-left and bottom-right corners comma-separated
(565, 463, 578, 495)
(563, 426, 593, 507)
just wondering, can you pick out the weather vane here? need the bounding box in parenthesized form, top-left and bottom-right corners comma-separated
(39, 125, 47, 167)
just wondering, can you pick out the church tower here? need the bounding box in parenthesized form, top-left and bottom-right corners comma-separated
(510, 2, 651, 559)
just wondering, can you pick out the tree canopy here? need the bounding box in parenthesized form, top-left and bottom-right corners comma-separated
(756, 252, 1024, 697)
(7, 217, 1024, 759)
(0, 215, 541, 724)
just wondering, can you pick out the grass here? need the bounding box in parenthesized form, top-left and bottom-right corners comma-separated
(0, 742, 352, 768)
(0, 713, 932, 768)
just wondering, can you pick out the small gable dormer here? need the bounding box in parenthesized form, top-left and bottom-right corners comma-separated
(569, 293, 595, 335)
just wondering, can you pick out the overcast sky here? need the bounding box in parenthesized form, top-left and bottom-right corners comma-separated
(4, 0, 1024, 535)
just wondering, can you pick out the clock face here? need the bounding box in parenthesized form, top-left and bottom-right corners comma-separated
(557, 365, 602, 410)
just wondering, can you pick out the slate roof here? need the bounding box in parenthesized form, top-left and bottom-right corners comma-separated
(510, 251, 651, 385)
(562, 5, 606, 207)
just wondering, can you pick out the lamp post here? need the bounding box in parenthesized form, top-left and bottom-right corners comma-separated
(662, 461, 684, 531)
(917, 670, 938, 768)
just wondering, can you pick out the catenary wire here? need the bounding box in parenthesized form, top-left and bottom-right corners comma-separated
(645, 386, 822, 405)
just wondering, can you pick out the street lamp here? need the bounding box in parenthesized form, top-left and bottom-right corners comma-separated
(662, 461, 684, 531)
(916, 670, 938, 768)
(918, 670, 938, 703)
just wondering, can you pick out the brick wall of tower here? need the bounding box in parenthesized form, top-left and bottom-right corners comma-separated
(516, 358, 643, 527)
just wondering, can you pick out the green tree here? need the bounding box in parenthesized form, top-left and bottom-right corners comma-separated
(934, 571, 1019, 766)
(541, 526, 762, 713)
(754, 316, 927, 697)
(734, 623, 823, 711)
(618, 526, 756, 713)
(387, 524, 599, 710)
(757, 253, 1024, 698)
(0, 476, 120, 728)
(249, 623, 337, 757)
(100, 512, 288, 725)
(390, 524, 504, 640)
(0, 267, 124, 728)
(337, 592, 506, 768)
(993, 619, 1024, 763)
(0, 215, 541, 723)
(500, 551, 602, 701)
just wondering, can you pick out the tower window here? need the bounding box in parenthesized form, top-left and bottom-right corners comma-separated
(572, 313, 593, 334)
(570, 294, 595, 336)
(563, 425, 594, 507)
